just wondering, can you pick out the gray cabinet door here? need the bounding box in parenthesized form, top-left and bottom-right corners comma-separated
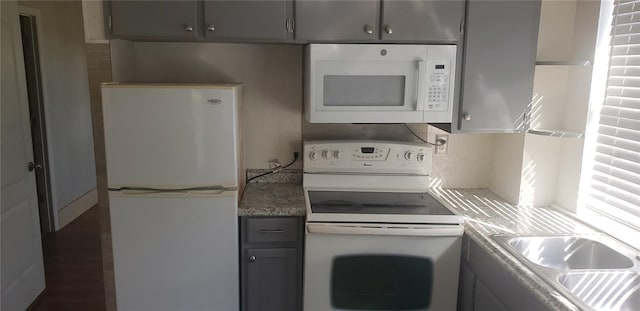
(295, 0, 379, 41)
(246, 248, 298, 311)
(458, 262, 476, 311)
(474, 280, 509, 311)
(203, 1, 291, 41)
(381, 0, 464, 42)
(459, 0, 541, 132)
(109, 1, 198, 40)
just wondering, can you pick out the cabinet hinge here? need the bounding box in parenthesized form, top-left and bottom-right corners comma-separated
(286, 18, 295, 33)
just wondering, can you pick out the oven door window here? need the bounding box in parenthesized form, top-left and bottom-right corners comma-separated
(331, 255, 433, 310)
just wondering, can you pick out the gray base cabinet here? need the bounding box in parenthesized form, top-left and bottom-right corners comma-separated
(240, 217, 303, 311)
(474, 280, 509, 311)
(458, 235, 552, 311)
(457, 0, 541, 132)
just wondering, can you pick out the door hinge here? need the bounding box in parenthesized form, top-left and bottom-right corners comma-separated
(286, 17, 295, 34)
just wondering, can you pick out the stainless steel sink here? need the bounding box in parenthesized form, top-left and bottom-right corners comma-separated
(492, 234, 640, 310)
(558, 272, 640, 311)
(507, 236, 634, 270)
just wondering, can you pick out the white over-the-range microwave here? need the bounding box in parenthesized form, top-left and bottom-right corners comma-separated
(305, 44, 457, 124)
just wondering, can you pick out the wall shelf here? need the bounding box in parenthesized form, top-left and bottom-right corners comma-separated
(527, 128, 584, 138)
(535, 60, 592, 66)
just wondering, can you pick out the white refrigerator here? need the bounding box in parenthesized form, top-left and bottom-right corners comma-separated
(102, 83, 244, 311)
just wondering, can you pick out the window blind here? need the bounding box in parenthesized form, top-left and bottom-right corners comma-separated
(586, 0, 640, 228)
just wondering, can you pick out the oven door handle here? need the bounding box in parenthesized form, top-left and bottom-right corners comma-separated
(307, 224, 463, 237)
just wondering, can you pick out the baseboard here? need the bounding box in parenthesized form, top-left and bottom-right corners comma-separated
(58, 188, 98, 230)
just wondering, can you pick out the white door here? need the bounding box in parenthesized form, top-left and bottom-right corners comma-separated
(1, 0, 46, 310)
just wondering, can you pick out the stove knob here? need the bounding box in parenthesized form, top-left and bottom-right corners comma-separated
(309, 151, 319, 161)
(404, 151, 413, 160)
(333, 150, 343, 159)
(417, 153, 426, 162)
(321, 149, 331, 159)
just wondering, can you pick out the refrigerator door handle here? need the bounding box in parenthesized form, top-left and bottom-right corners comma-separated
(111, 186, 238, 196)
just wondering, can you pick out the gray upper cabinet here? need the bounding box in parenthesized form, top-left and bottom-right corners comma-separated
(203, 1, 292, 41)
(381, 0, 464, 42)
(458, 0, 541, 132)
(295, 0, 463, 42)
(295, 0, 380, 41)
(107, 0, 464, 43)
(109, 1, 199, 40)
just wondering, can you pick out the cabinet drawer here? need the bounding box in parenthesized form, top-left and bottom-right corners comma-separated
(246, 218, 299, 244)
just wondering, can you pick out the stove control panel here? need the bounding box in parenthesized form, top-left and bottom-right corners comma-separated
(304, 141, 432, 175)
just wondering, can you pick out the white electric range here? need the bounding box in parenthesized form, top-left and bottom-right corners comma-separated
(303, 140, 464, 311)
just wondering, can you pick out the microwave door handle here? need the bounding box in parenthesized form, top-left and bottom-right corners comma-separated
(416, 61, 427, 111)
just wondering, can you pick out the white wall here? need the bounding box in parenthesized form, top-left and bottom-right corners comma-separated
(81, 0, 107, 43)
(19, 1, 97, 213)
(110, 39, 135, 81)
(116, 42, 304, 169)
(490, 134, 525, 204)
(427, 126, 495, 188)
(108, 42, 499, 187)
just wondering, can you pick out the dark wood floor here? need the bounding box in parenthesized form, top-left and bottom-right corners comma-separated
(31, 206, 106, 311)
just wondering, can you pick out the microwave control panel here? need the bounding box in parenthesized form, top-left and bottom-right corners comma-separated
(424, 60, 451, 112)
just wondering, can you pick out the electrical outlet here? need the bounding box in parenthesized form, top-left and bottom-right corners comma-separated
(435, 135, 449, 154)
(268, 159, 281, 170)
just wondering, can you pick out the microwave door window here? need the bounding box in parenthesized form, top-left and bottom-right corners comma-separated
(323, 76, 405, 107)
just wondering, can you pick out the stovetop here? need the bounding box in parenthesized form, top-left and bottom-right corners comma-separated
(308, 191, 454, 216)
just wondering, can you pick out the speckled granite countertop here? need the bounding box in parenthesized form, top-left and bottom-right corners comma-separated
(428, 188, 596, 311)
(238, 169, 305, 217)
(239, 183, 305, 216)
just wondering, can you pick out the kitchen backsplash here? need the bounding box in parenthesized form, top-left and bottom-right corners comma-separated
(110, 41, 303, 169)
(109, 41, 496, 189)
(246, 169, 302, 184)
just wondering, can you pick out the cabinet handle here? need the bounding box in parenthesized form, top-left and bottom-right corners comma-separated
(286, 18, 295, 34)
(249, 256, 257, 263)
(28, 162, 42, 172)
(384, 25, 392, 34)
(207, 24, 215, 32)
(259, 229, 284, 233)
(184, 25, 194, 32)
(463, 113, 471, 121)
(364, 25, 374, 34)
